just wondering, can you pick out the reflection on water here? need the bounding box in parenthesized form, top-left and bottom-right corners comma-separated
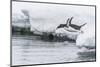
(12, 35, 95, 65)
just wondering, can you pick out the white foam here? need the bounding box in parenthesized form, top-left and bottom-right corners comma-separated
(76, 24, 95, 48)
(55, 27, 81, 40)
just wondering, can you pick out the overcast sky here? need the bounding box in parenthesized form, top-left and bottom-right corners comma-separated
(12, 1, 95, 32)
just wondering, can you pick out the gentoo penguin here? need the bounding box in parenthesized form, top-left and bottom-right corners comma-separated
(68, 17, 87, 30)
(56, 18, 70, 29)
(56, 17, 86, 30)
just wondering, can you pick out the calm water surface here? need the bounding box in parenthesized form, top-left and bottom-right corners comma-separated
(12, 35, 95, 65)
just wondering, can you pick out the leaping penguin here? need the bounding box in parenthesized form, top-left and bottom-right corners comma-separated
(56, 17, 87, 31)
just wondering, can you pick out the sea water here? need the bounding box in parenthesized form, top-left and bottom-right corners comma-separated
(12, 35, 95, 65)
